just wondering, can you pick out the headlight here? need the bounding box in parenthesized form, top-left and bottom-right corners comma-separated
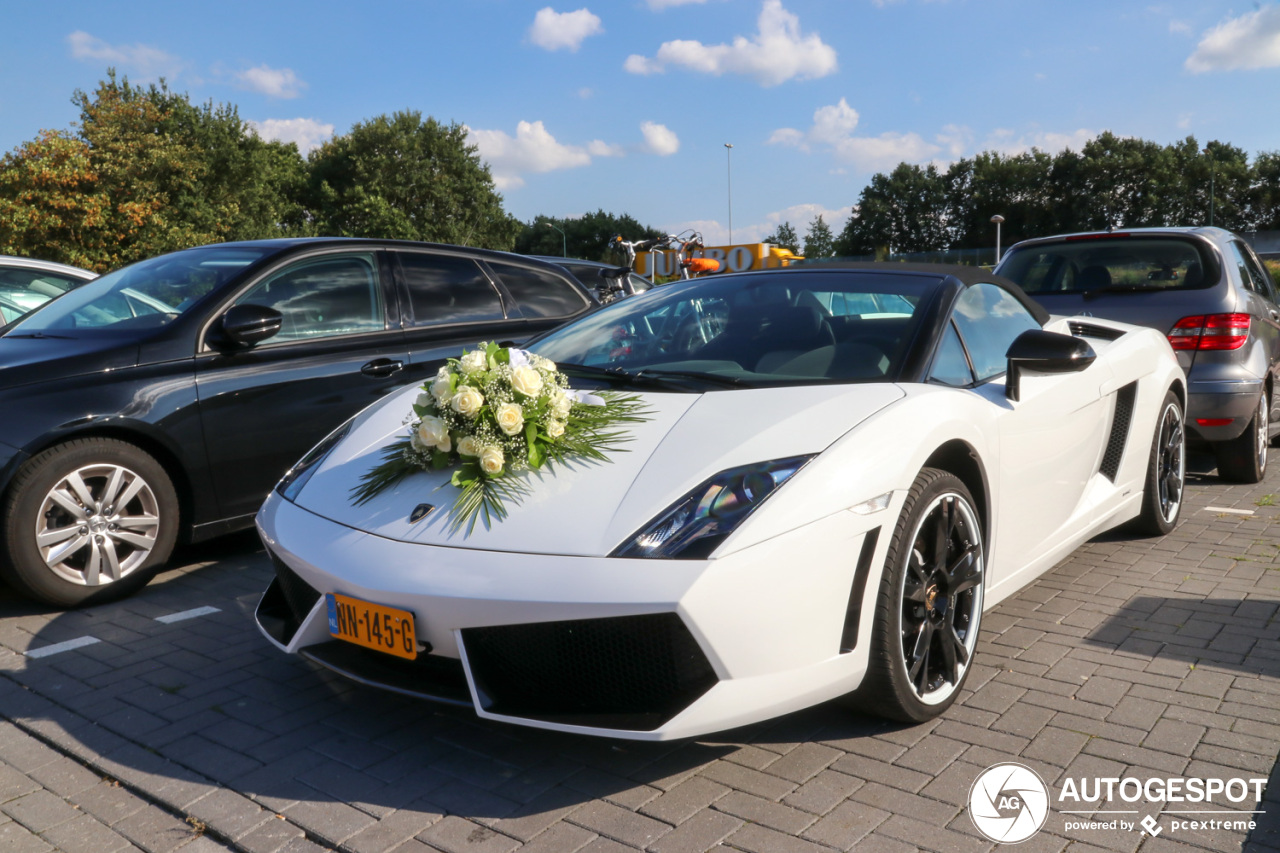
(276, 418, 355, 502)
(611, 455, 813, 560)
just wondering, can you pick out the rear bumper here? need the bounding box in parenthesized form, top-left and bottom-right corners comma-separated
(1186, 378, 1263, 442)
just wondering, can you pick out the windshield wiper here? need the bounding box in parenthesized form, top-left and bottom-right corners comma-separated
(4, 331, 75, 339)
(558, 362, 727, 391)
(633, 368, 745, 388)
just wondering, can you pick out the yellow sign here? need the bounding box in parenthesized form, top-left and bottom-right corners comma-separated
(632, 243, 802, 277)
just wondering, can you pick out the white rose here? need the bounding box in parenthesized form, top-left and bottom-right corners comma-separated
(415, 391, 433, 410)
(459, 350, 488, 375)
(532, 355, 556, 373)
(429, 374, 452, 405)
(510, 365, 543, 398)
(417, 416, 449, 448)
(496, 402, 525, 436)
(451, 385, 484, 417)
(479, 445, 504, 475)
(547, 419, 565, 438)
(456, 435, 481, 457)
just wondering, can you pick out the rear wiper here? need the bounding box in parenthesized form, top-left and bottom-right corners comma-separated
(1082, 285, 1162, 299)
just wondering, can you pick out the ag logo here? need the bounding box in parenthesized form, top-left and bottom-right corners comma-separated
(969, 763, 1050, 843)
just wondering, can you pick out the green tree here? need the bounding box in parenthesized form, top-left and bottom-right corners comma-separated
(0, 130, 107, 268)
(307, 111, 519, 249)
(762, 221, 800, 252)
(514, 210, 664, 260)
(803, 214, 835, 258)
(835, 163, 949, 256)
(1247, 150, 1280, 231)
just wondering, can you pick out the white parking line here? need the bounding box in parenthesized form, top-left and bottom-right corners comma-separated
(1203, 506, 1255, 515)
(155, 606, 221, 624)
(26, 636, 100, 658)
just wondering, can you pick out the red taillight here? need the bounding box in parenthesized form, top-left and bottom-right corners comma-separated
(1196, 418, 1235, 427)
(1167, 313, 1250, 351)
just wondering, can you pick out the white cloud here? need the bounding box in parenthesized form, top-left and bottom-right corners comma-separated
(769, 97, 944, 171)
(1168, 19, 1192, 36)
(235, 65, 305, 99)
(624, 0, 837, 86)
(528, 7, 603, 52)
(640, 121, 680, 155)
(67, 30, 183, 80)
(469, 120, 620, 189)
(981, 127, 1096, 156)
(248, 118, 335, 153)
(1186, 6, 1280, 72)
(646, 0, 708, 8)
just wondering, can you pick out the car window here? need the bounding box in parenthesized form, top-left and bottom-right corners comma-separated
(236, 253, 385, 342)
(1000, 237, 1214, 293)
(487, 261, 590, 318)
(951, 283, 1041, 382)
(1228, 241, 1277, 302)
(397, 252, 505, 324)
(928, 322, 976, 388)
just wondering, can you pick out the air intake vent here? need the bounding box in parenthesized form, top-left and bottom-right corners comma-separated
(462, 613, 718, 731)
(1100, 382, 1137, 481)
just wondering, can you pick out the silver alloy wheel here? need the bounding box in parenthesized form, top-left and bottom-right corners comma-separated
(1257, 393, 1269, 474)
(1157, 401, 1186, 524)
(35, 463, 161, 586)
(897, 491, 984, 705)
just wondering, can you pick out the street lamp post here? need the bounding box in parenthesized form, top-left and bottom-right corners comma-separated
(991, 214, 1005, 264)
(543, 221, 566, 257)
(724, 143, 734, 245)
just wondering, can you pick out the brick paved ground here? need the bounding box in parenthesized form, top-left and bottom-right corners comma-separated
(0, 454, 1277, 853)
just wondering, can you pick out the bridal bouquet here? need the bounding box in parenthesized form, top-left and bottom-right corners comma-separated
(352, 342, 648, 532)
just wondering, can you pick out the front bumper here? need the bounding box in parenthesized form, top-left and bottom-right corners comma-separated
(254, 491, 887, 740)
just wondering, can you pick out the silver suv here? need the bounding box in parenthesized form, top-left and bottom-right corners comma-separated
(996, 227, 1279, 483)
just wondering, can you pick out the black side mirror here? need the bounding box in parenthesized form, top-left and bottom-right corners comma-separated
(218, 304, 282, 347)
(1005, 329, 1096, 402)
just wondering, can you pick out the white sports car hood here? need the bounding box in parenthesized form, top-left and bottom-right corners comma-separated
(290, 381, 905, 557)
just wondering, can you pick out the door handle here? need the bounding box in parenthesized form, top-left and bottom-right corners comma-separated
(361, 358, 404, 378)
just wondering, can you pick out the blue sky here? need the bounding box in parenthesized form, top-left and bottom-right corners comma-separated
(3, 0, 1278, 246)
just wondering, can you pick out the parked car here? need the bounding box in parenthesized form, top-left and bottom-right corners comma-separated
(254, 264, 1185, 739)
(532, 255, 653, 303)
(996, 226, 1280, 482)
(0, 238, 596, 607)
(0, 256, 96, 325)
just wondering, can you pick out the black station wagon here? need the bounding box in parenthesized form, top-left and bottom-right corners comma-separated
(0, 238, 595, 607)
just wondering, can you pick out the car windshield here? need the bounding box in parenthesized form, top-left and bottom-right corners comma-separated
(528, 270, 933, 388)
(8, 246, 273, 334)
(1000, 236, 1216, 295)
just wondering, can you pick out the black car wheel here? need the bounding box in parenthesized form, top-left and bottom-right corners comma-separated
(854, 468, 984, 723)
(1134, 391, 1185, 536)
(1, 438, 179, 607)
(1214, 390, 1268, 484)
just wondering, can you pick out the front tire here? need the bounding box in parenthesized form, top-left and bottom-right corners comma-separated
(1134, 391, 1185, 536)
(852, 468, 984, 723)
(1214, 390, 1268, 484)
(1, 438, 179, 607)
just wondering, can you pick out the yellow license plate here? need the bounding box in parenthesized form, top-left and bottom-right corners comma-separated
(326, 593, 418, 660)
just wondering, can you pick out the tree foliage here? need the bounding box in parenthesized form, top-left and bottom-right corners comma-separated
(307, 111, 519, 250)
(514, 209, 665, 260)
(761, 221, 800, 252)
(803, 214, 835, 259)
(836, 132, 1280, 258)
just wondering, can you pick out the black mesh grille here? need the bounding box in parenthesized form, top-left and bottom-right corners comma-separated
(462, 613, 718, 731)
(269, 551, 322, 624)
(1100, 382, 1138, 481)
(301, 641, 472, 706)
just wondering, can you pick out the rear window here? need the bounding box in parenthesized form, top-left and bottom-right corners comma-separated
(1000, 237, 1217, 295)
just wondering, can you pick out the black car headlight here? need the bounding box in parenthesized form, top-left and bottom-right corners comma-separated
(276, 418, 355, 502)
(611, 455, 813, 560)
